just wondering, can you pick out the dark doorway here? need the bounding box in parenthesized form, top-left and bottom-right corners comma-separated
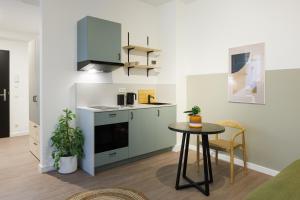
(0, 50, 10, 138)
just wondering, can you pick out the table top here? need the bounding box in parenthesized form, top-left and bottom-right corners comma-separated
(168, 122, 225, 135)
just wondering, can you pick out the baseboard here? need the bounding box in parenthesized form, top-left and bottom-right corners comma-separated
(173, 144, 279, 177)
(39, 163, 55, 173)
(10, 130, 29, 137)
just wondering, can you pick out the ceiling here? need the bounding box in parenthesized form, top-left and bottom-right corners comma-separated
(139, 0, 173, 6)
(0, 0, 40, 34)
(17, 0, 40, 6)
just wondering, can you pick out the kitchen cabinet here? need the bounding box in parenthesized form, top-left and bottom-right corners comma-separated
(129, 106, 176, 158)
(129, 109, 152, 157)
(77, 105, 176, 176)
(154, 106, 177, 150)
(77, 16, 122, 65)
(29, 121, 40, 160)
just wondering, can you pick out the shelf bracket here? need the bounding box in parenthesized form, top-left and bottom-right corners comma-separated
(127, 48, 134, 63)
(128, 67, 134, 76)
(147, 68, 154, 77)
(147, 51, 154, 66)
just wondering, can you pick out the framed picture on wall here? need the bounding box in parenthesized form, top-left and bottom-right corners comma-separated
(228, 43, 265, 104)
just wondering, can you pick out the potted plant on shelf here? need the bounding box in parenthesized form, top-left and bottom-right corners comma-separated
(51, 109, 84, 174)
(184, 106, 202, 128)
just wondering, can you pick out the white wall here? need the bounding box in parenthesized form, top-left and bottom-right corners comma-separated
(158, 1, 177, 84)
(0, 39, 29, 136)
(40, 0, 176, 170)
(175, 0, 300, 171)
(182, 0, 300, 75)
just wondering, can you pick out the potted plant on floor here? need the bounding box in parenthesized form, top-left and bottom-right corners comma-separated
(51, 109, 84, 174)
(184, 106, 202, 128)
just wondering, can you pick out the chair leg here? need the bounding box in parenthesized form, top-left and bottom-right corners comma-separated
(242, 145, 248, 175)
(215, 150, 218, 165)
(230, 148, 234, 184)
(196, 135, 200, 171)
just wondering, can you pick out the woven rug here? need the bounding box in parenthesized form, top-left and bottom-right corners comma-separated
(67, 188, 148, 200)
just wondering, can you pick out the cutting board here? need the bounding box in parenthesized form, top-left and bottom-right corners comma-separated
(138, 89, 157, 104)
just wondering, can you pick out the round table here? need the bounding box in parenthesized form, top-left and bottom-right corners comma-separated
(168, 122, 225, 196)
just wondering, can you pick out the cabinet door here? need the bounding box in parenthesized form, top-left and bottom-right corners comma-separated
(129, 109, 155, 158)
(156, 106, 177, 150)
(129, 106, 177, 158)
(87, 17, 121, 63)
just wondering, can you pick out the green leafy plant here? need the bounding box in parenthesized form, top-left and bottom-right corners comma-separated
(184, 106, 201, 115)
(51, 109, 84, 170)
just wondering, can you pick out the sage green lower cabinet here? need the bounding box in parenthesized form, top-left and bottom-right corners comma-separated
(129, 106, 176, 158)
(78, 105, 176, 176)
(155, 106, 177, 150)
(129, 109, 154, 157)
(95, 147, 129, 167)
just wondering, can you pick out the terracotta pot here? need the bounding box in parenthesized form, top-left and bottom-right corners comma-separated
(189, 115, 202, 128)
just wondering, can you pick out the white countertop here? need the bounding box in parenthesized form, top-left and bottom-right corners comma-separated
(77, 103, 176, 113)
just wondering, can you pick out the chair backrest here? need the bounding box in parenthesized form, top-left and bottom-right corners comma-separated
(216, 120, 245, 132)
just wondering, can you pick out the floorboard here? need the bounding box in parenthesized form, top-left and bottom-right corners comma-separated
(0, 136, 271, 200)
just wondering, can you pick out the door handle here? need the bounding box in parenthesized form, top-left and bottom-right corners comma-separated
(157, 109, 160, 117)
(131, 112, 133, 120)
(0, 89, 7, 102)
(109, 113, 117, 118)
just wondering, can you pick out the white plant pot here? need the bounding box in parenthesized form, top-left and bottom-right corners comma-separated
(58, 156, 77, 174)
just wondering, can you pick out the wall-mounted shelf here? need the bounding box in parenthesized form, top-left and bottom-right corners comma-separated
(123, 45, 160, 53)
(124, 63, 160, 76)
(124, 32, 160, 77)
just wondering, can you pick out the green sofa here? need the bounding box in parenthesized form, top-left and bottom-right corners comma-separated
(247, 160, 300, 200)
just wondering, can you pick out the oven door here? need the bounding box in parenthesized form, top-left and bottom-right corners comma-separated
(94, 122, 129, 153)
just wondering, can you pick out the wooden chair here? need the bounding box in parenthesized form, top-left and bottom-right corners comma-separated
(196, 120, 247, 183)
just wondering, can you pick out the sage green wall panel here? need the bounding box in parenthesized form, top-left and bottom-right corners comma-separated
(187, 69, 300, 171)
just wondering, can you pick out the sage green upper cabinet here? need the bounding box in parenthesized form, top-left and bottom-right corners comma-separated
(77, 16, 122, 71)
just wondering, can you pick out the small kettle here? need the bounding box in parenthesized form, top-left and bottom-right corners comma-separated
(126, 92, 137, 105)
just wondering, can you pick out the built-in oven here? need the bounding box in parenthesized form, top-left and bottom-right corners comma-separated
(94, 122, 128, 153)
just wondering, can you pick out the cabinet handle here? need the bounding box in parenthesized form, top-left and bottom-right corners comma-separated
(109, 113, 117, 118)
(157, 109, 160, 117)
(109, 152, 117, 156)
(118, 53, 121, 61)
(131, 112, 133, 120)
(33, 95, 38, 102)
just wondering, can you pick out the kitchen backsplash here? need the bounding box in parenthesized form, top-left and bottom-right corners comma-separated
(75, 83, 176, 106)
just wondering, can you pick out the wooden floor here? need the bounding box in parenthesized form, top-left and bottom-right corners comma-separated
(0, 136, 271, 200)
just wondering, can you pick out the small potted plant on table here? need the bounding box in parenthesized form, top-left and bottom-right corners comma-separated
(51, 109, 84, 174)
(184, 106, 202, 128)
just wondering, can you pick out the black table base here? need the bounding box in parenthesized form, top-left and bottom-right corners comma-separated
(175, 133, 213, 196)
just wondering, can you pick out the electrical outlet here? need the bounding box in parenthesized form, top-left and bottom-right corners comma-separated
(119, 88, 126, 93)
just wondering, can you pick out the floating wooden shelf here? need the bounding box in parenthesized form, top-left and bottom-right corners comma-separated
(124, 63, 159, 76)
(123, 45, 160, 53)
(124, 63, 159, 69)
